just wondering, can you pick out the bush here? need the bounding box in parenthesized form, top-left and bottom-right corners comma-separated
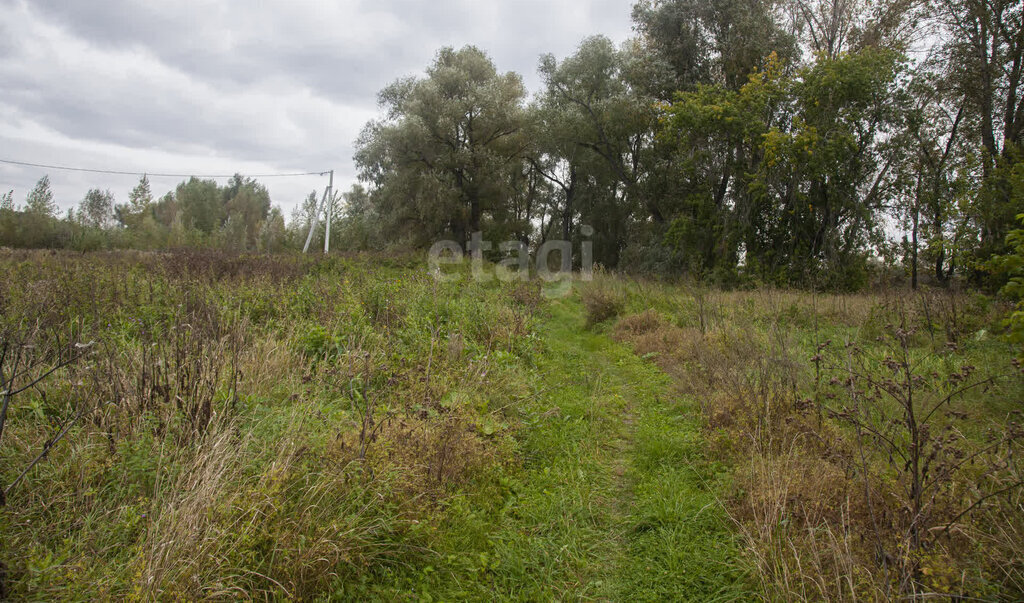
(581, 282, 625, 327)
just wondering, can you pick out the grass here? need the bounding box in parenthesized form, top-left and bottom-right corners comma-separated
(600, 276, 1024, 599)
(351, 294, 752, 600)
(0, 250, 751, 600)
(1, 249, 1021, 600)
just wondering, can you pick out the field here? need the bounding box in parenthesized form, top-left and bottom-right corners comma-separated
(1, 250, 1022, 600)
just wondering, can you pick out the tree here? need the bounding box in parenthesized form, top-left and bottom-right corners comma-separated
(0, 191, 13, 212)
(222, 174, 271, 250)
(631, 0, 797, 97)
(756, 48, 906, 286)
(662, 46, 906, 286)
(129, 174, 153, 210)
(330, 184, 380, 251)
(538, 36, 662, 231)
(992, 210, 1024, 356)
(24, 176, 56, 217)
(175, 177, 222, 234)
(115, 175, 154, 230)
(938, 0, 1024, 268)
(528, 37, 649, 266)
(355, 46, 527, 247)
(78, 189, 115, 229)
(259, 206, 287, 253)
(895, 66, 974, 288)
(290, 190, 321, 246)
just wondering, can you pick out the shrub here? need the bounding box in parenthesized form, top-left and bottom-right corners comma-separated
(581, 282, 625, 327)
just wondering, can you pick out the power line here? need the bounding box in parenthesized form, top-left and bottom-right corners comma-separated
(0, 158, 329, 179)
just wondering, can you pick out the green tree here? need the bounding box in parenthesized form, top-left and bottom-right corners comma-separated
(129, 174, 153, 210)
(259, 206, 287, 252)
(538, 36, 663, 231)
(222, 174, 271, 250)
(938, 0, 1024, 270)
(78, 189, 115, 229)
(662, 47, 905, 286)
(332, 184, 379, 250)
(355, 46, 527, 247)
(290, 190, 321, 247)
(757, 48, 905, 286)
(895, 68, 975, 288)
(25, 175, 56, 217)
(527, 37, 647, 266)
(115, 175, 155, 230)
(631, 0, 797, 97)
(176, 177, 222, 235)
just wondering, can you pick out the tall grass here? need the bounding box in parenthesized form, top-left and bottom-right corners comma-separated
(0, 249, 538, 598)
(601, 277, 1024, 599)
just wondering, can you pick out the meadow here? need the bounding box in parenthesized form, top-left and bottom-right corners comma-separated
(0, 249, 1021, 600)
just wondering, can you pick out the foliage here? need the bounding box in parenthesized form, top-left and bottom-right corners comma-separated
(606, 278, 1024, 598)
(3, 0, 1023, 293)
(24, 176, 56, 217)
(354, 46, 527, 247)
(991, 212, 1024, 354)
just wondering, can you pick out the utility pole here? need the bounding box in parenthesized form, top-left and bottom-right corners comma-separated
(324, 170, 334, 253)
(302, 169, 334, 254)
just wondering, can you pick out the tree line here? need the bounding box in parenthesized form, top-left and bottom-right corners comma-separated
(354, 0, 1024, 290)
(1, 0, 1022, 292)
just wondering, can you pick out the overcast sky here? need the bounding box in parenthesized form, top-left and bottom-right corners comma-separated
(0, 0, 635, 219)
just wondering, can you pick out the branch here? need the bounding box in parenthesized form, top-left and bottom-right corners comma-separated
(940, 479, 1024, 537)
(4, 408, 82, 501)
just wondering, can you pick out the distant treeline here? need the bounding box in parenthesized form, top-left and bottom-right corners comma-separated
(0, 174, 361, 254)
(3, 0, 1024, 292)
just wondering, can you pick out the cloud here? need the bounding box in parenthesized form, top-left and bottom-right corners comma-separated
(0, 0, 634, 216)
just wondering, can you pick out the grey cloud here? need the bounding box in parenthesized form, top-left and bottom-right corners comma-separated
(1, 0, 634, 215)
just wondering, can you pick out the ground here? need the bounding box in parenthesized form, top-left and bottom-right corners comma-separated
(369, 296, 752, 600)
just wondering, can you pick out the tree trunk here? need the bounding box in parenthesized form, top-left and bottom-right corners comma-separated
(562, 166, 577, 241)
(911, 201, 919, 290)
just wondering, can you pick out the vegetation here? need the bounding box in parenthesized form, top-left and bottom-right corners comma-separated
(0, 250, 1020, 599)
(603, 277, 1024, 598)
(3, 0, 1024, 599)
(2, 0, 1021, 291)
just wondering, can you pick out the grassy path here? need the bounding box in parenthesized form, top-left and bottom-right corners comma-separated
(370, 296, 751, 601)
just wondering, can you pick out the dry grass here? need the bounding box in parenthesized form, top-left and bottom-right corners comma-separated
(605, 278, 1024, 600)
(581, 277, 626, 327)
(0, 250, 537, 598)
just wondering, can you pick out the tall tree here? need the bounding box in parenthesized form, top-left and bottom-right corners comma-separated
(222, 174, 271, 250)
(78, 189, 115, 229)
(24, 176, 56, 217)
(115, 175, 154, 229)
(938, 0, 1024, 266)
(538, 36, 662, 228)
(632, 0, 797, 96)
(175, 177, 222, 234)
(898, 67, 973, 287)
(355, 46, 527, 247)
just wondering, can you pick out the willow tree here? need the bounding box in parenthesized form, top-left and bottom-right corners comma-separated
(355, 46, 527, 247)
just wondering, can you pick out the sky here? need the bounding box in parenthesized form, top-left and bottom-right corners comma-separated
(0, 0, 635, 219)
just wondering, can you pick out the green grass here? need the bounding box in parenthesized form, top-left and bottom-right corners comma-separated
(356, 294, 753, 600)
(0, 252, 753, 600)
(13, 251, 1019, 599)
